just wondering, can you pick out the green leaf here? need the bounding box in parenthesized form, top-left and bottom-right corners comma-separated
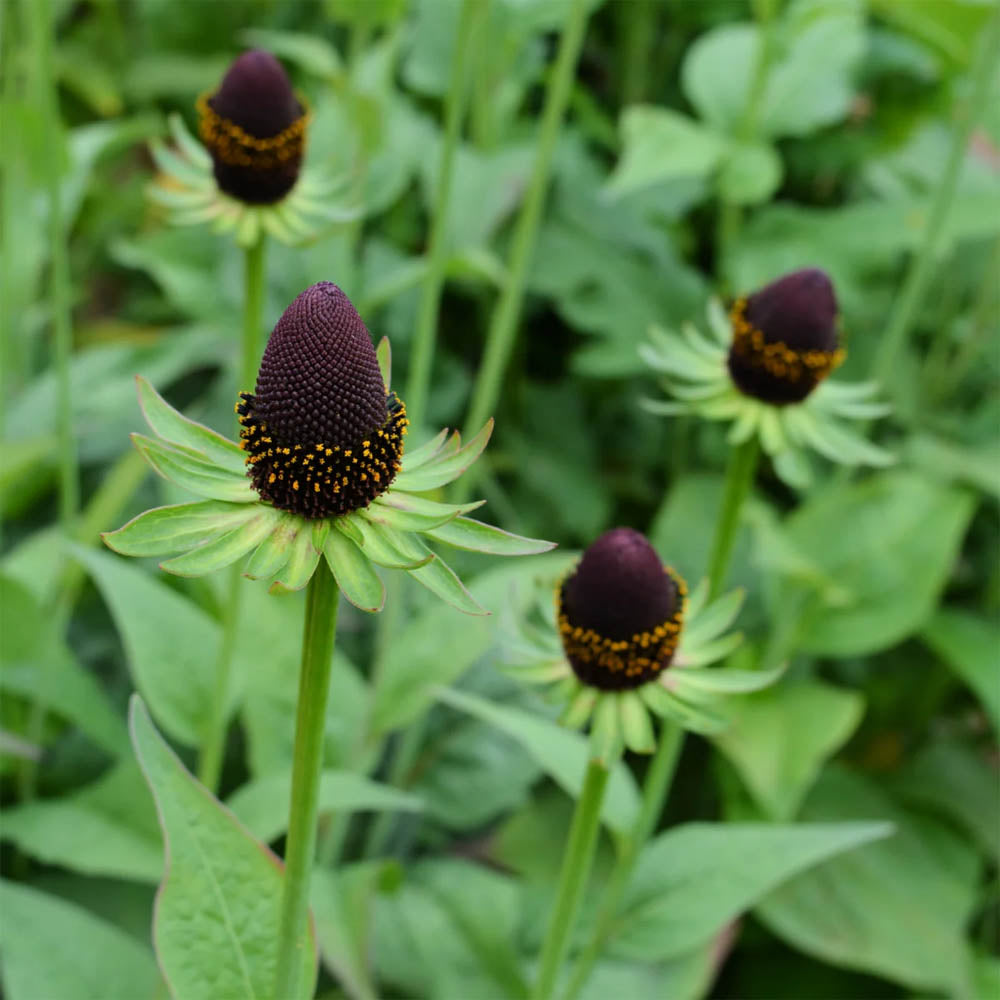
(605, 106, 727, 198)
(130, 696, 316, 1000)
(424, 516, 556, 556)
(271, 524, 322, 592)
(756, 766, 980, 995)
(716, 141, 783, 205)
(435, 686, 639, 836)
(244, 511, 300, 580)
(136, 375, 246, 475)
(712, 681, 864, 820)
(613, 819, 892, 961)
(133, 434, 256, 503)
(407, 553, 489, 616)
(780, 471, 975, 657)
(0, 763, 161, 883)
(368, 492, 484, 531)
(921, 608, 1000, 732)
(324, 528, 385, 612)
(391, 419, 493, 493)
(673, 662, 785, 694)
(375, 335, 391, 388)
(352, 516, 434, 569)
(226, 769, 423, 844)
(103, 500, 260, 557)
(0, 880, 160, 1000)
(75, 547, 219, 747)
(159, 508, 281, 576)
(400, 428, 450, 472)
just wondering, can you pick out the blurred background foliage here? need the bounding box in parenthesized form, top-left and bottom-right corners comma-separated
(0, 0, 998, 998)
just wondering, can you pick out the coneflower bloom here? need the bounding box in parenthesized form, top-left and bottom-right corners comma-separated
(148, 50, 354, 247)
(104, 283, 553, 612)
(641, 269, 893, 488)
(508, 528, 780, 762)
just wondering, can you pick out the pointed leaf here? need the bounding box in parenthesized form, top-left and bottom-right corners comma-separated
(620, 691, 656, 753)
(244, 512, 299, 580)
(133, 434, 256, 503)
(160, 509, 280, 576)
(103, 501, 259, 557)
(130, 697, 316, 1000)
(674, 663, 786, 694)
(324, 528, 385, 612)
(136, 376, 246, 474)
(271, 525, 321, 592)
(676, 631, 744, 668)
(641, 682, 729, 734)
(407, 553, 489, 616)
(391, 420, 493, 492)
(376, 337, 391, 389)
(425, 516, 556, 556)
(368, 492, 484, 531)
(353, 517, 433, 569)
(400, 428, 450, 472)
(590, 693, 624, 765)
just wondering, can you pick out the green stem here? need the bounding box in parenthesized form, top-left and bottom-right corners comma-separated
(618, 0, 656, 107)
(405, 0, 480, 428)
(872, 9, 1000, 384)
(460, 0, 590, 448)
(532, 759, 609, 1000)
(561, 719, 683, 1000)
(273, 562, 341, 1000)
(196, 237, 267, 791)
(241, 236, 267, 390)
(705, 436, 760, 600)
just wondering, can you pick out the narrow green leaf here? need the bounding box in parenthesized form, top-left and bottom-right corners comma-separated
(407, 553, 489, 616)
(167, 111, 211, 168)
(368, 492, 484, 531)
(136, 375, 246, 474)
(400, 428, 450, 472)
(130, 696, 316, 1000)
(0, 880, 160, 1000)
(133, 434, 256, 503)
(333, 512, 364, 546)
(620, 692, 656, 753)
(271, 525, 321, 592)
(376, 336, 391, 389)
(324, 528, 385, 612)
(560, 684, 597, 728)
(103, 500, 259, 557)
(244, 512, 299, 580)
(641, 682, 729, 734)
(590, 693, 624, 765)
(425, 516, 556, 556)
(226, 769, 423, 844)
(676, 631, 744, 668)
(159, 509, 280, 576)
(435, 687, 639, 835)
(683, 587, 745, 647)
(392, 419, 493, 493)
(673, 663, 785, 694)
(353, 517, 434, 569)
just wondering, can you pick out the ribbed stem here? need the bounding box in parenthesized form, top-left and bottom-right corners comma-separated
(532, 759, 609, 1000)
(460, 0, 590, 448)
(273, 563, 341, 1000)
(706, 436, 760, 600)
(872, 8, 1000, 384)
(406, 0, 481, 428)
(561, 719, 683, 1000)
(241, 235, 267, 389)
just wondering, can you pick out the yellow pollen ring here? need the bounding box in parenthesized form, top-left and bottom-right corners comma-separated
(196, 91, 310, 169)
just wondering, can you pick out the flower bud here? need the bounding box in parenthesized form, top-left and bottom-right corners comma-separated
(727, 268, 844, 404)
(557, 528, 686, 691)
(198, 49, 307, 204)
(237, 282, 408, 517)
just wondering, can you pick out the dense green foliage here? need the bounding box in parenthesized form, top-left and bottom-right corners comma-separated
(1, 1, 998, 998)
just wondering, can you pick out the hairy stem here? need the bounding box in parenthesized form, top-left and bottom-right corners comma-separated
(273, 563, 341, 1000)
(706, 436, 760, 600)
(406, 0, 481, 428)
(460, 0, 590, 451)
(561, 719, 683, 1000)
(532, 759, 609, 1000)
(872, 9, 1000, 384)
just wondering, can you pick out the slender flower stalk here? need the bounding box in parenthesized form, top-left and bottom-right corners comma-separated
(460, 0, 590, 455)
(198, 235, 269, 791)
(532, 759, 610, 1000)
(871, 7, 1000, 385)
(272, 561, 340, 1000)
(705, 435, 760, 600)
(406, 0, 481, 429)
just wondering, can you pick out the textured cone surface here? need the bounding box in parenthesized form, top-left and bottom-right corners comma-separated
(238, 283, 408, 518)
(728, 268, 843, 404)
(558, 528, 684, 691)
(199, 49, 306, 203)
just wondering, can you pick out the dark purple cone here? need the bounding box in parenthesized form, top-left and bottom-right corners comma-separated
(237, 283, 408, 518)
(558, 528, 683, 691)
(727, 268, 841, 405)
(200, 49, 306, 204)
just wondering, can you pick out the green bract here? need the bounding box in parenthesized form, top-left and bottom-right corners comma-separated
(640, 300, 895, 489)
(148, 113, 357, 248)
(103, 351, 554, 613)
(508, 573, 783, 764)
